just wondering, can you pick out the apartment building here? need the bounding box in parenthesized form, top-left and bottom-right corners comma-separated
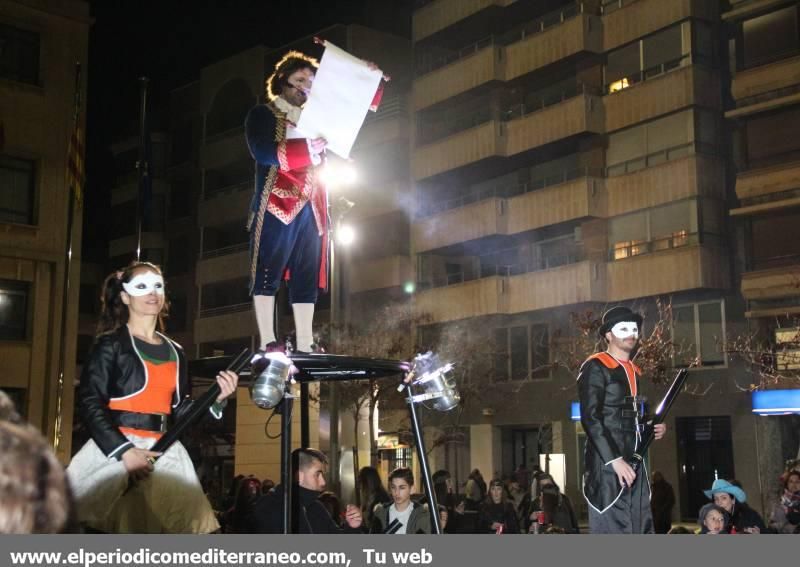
(404, 0, 783, 520)
(0, 0, 89, 462)
(724, 0, 800, 500)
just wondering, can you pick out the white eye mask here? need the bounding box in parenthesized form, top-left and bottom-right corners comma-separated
(122, 272, 165, 297)
(611, 321, 639, 339)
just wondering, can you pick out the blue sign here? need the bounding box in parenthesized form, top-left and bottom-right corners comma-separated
(571, 401, 580, 421)
(751, 389, 800, 415)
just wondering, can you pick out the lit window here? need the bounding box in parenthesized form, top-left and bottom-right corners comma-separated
(608, 78, 630, 93)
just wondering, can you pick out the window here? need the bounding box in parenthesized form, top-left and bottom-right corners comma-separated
(607, 110, 702, 176)
(609, 200, 699, 260)
(604, 22, 691, 91)
(751, 210, 800, 270)
(742, 5, 799, 69)
(493, 323, 550, 381)
(0, 280, 30, 340)
(775, 327, 800, 371)
(200, 277, 250, 312)
(0, 155, 35, 225)
(0, 23, 39, 85)
(745, 107, 800, 169)
(673, 301, 726, 367)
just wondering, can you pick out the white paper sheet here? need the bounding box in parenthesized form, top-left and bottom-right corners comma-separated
(296, 41, 383, 159)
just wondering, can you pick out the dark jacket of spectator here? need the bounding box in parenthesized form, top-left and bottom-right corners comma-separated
(250, 484, 362, 534)
(650, 472, 676, 534)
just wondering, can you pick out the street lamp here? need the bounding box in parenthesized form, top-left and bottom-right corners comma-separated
(326, 164, 358, 493)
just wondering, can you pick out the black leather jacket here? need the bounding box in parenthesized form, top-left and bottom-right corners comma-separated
(77, 325, 192, 460)
(578, 354, 650, 513)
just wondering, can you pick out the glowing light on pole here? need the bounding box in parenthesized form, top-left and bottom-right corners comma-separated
(337, 224, 356, 246)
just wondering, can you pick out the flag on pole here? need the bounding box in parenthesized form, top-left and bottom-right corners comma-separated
(66, 63, 85, 204)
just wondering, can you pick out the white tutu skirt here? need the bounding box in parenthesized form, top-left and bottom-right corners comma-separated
(66, 433, 219, 534)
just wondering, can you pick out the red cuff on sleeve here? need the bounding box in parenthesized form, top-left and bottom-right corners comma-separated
(278, 139, 313, 171)
(369, 83, 385, 112)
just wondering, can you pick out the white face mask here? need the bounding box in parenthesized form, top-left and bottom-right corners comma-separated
(611, 321, 639, 340)
(122, 272, 165, 297)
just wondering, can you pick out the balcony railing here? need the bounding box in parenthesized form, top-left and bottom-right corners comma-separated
(603, 53, 692, 95)
(198, 302, 251, 319)
(600, 0, 639, 15)
(417, 84, 597, 146)
(426, 250, 585, 288)
(606, 141, 716, 177)
(417, 166, 603, 217)
(200, 242, 249, 260)
(415, 2, 591, 76)
(203, 180, 250, 200)
(609, 232, 701, 260)
(503, 84, 601, 121)
(752, 253, 800, 272)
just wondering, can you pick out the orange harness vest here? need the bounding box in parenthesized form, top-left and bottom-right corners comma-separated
(108, 346, 177, 439)
(586, 352, 640, 397)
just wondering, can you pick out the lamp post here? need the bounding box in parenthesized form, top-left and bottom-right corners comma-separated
(321, 159, 357, 492)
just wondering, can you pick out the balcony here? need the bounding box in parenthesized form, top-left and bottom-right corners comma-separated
(200, 126, 246, 170)
(413, 198, 506, 253)
(604, 64, 720, 132)
(349, 255, 413, 293)
(194, 306, 253, 344)
(505, 90, 604, 156)
(735, 160, 800, 203)
(506, 260, 606, 313)
(507, 173, 605, 233)
(741, 262, 800, 302)
(414, 276, 506, 323)
(413, 43, 502, 111)
(606, 154, 724, 217)
(414, 260, 606, 323)
(356, 95, 410, 147)
(731, 54, 800, 104)
(602, 0, 718, 51)
(412, 120, 502, 180)
(198, 182, 250, 226)
(505, 13, 602, 81)
(607, 244, 729, 301)
(413, 171, 603, 253)
(196, 248, 248, 285)
(413, 0, 514, 42)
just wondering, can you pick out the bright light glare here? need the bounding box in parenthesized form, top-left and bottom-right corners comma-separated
(403, 281, 416, 294)
(337, 225, 356, 246)
(320, 161, 358, 189)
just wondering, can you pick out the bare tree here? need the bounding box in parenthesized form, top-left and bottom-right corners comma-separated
(724, 317, 800, 390)
(551, 298, 700, 388)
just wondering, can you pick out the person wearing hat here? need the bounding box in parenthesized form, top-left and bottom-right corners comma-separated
(703, 479, 766, 534)
(577, 306, 667, 533)
(244, 50, 385, 353)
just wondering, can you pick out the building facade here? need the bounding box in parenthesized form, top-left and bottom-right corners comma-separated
(0, 0, 89, 463)
(402, 0, 791, 522)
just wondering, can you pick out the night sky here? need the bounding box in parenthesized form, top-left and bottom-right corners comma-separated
(83, 0, 412, 260)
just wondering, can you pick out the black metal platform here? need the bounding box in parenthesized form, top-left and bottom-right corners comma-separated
(188, 352, 411, 382)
